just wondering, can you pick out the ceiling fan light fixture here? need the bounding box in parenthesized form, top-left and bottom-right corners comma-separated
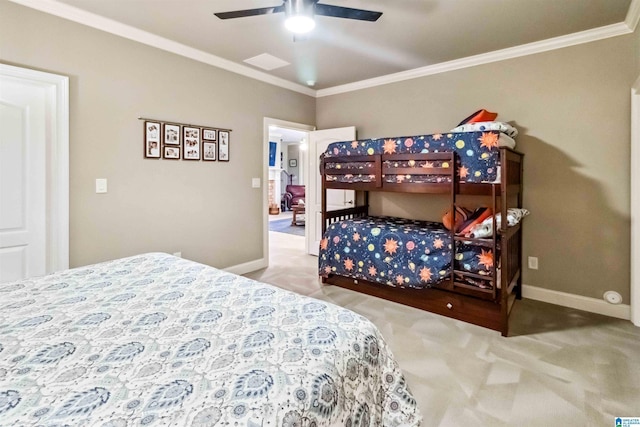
(285, 15, 315, 33)
(284, 0, 315, 34)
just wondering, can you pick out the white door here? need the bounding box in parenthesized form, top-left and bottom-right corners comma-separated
(631, 74, 640, 326)
(0, 66, 69, 283)
(307, 127, 356, 256)
(326, 187, 355, 211)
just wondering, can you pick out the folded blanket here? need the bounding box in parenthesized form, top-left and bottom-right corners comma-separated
(468, 208, 530, 238)
(450, 121, 519, 138)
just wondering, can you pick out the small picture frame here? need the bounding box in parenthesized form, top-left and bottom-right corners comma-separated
(163, 145, 180, 160)
(163, 123, 181, 145)
(202, 128, 217, 141)
(203, 142, 217, 161)
(144, 121, 161, 158)
(183, 126, 201, 160)
(218, 131, 230, 162)
(289, 159, 297, 167)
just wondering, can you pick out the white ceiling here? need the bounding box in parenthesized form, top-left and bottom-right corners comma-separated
(270, 126, 308, 143)
(14, 0, 638, 93)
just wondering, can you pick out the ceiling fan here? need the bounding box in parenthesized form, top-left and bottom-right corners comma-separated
(214, 0, 382, 34)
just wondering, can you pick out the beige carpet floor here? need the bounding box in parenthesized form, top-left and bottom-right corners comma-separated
(244, 232, 640, 427)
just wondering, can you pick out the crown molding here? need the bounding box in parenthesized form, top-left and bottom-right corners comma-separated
(627, 0, 640, 31)
(8, 0, 316, 97)
(317, 22, 632, 97)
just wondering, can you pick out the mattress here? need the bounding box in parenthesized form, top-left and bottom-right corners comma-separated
(324, 131, 516, 184)
(319, 216, 495, 290)
(0, 253, 422, 426)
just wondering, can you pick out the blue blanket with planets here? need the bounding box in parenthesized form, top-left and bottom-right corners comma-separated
(319, 216, 495, 289)
(323, 130, 515, 183)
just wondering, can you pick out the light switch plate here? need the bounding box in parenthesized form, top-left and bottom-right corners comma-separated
(252, 178, 261, 188)
(96, 178, 107, 193)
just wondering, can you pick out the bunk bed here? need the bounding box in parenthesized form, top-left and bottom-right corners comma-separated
(319, 129, 525, 336)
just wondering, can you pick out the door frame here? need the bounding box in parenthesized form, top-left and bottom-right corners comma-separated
(631, 74, 640, 326)
(263, 118, 315, 267)
(0, 64, 69, 273)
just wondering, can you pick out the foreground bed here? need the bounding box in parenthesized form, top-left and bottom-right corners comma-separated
(0, 253, 421, 426)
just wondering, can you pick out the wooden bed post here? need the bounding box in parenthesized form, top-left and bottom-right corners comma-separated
(516, 153, 524, 300)
(450, 152, 457, 290)
(499, 149, 508, 336)
(321, 154, 327, 234)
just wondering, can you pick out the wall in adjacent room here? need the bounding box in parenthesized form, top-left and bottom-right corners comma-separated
(0, 1, 315, 269)
(317, 30, 639, 302)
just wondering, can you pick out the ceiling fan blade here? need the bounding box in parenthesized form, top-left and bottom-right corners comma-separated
(214, 4, 285, 19)
(314, 3, 382, 21)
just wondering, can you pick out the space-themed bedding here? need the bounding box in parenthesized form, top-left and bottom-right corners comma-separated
(0, 253, 422, 426)
(319, 216, 496, 290)
(323, 130, 515, 184)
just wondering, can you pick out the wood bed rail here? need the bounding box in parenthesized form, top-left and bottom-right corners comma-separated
(323, 206, 369, 233)
(322, 154, 382, 189)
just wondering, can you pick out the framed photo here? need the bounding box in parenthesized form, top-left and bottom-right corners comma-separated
(202, 128, 217, 141)
(163, 123, 181, 145)
(289, 159, 297, 168)
(163, 145, 180, 160)
(218, 131, 230, 162)
(183, 126, 201, 160)
(203, 142, 217, 161)
(144, 121, 161, 158)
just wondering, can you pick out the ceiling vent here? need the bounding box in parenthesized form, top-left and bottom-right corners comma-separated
(243, 53, 290, 71)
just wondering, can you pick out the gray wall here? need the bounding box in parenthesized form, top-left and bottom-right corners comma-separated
(287, 144, 301, 185)
(317, 31, 639, 302)
(0, 1, 315, 269)
(2, 0, 638, 303)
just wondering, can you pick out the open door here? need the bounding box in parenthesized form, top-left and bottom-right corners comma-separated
(307, 127, 356, 256)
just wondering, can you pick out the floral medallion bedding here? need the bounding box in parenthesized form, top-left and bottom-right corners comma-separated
(0, 253, 422, 426)
(323, 130, 516, 183)
(319, 216, 496, 290)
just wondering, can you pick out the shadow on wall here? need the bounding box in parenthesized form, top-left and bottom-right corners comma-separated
(515, 122, 630, 303)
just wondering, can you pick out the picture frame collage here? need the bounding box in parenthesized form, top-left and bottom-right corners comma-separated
(144, 120, 230, 162)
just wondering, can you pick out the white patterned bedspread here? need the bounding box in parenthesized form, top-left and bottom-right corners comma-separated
(0, 253, 422, 426)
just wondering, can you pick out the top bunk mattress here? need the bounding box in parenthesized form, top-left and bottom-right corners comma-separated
(323, 130, 516, 183)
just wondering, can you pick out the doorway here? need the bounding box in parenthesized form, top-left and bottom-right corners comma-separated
(263, 118, 314, 268)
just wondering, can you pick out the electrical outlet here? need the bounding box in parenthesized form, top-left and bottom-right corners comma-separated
(528, 256, 538, 270)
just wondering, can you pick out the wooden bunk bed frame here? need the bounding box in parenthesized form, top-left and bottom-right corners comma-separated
(320, 148, 524, 336)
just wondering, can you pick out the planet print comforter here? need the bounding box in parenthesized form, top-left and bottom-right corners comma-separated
(323, 130, 516, 184)
(319, 216, 496, 290)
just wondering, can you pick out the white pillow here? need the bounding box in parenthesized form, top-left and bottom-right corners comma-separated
(451, 121, 518, 138)
(468, 208, 529, 238)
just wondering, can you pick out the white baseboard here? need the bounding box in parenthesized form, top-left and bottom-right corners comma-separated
(223, 257, 267, 276)
(522, 284, 631, 320)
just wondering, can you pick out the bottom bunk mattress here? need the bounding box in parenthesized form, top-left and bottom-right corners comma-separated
(0, 253, 421, 426)
(319, 216, 496, 289)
